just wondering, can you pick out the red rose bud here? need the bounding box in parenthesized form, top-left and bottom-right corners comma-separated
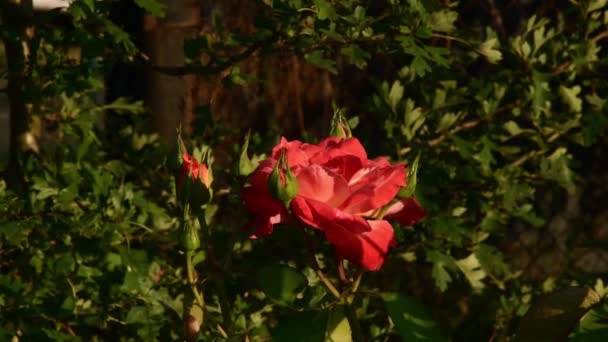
(239, 130, 256, 176)
(176, 153, 211, 208)
(267, 149, 298, 207)
(329, 108, 352, 139)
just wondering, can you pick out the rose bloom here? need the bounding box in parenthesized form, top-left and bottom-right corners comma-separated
(243, 137, 426, 270)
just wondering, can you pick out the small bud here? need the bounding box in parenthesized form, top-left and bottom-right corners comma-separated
(267, 150, 299, 207)
(329, 108, 352, 139)
(181, 216, 200, 252)
(184, 315, 201, 342)
(239, 130, 256, 176)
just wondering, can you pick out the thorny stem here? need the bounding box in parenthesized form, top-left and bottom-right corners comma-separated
(196, 213, 232, 331)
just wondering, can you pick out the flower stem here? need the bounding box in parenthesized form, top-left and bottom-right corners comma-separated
(186, 251, 205, 310)
(318, 269, 342, 299)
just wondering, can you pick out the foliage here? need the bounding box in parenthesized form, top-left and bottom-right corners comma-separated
(2, 0, 608, 341)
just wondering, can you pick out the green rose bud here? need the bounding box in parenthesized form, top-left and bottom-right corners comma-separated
(329, 108, 352, 139)
(267, 149, 299, 208)
(238, 130, 256, 177)
(181, 217, 200, 253)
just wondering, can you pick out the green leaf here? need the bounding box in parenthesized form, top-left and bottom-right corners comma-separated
(341, 45, 371, 69)
(455, 253, 486, 291)
(133, 0, 166, 17)
(570, 304, 608, 341)
(514, 287, 601, 342)
(382, 293, 447, 341)
(430, 10, 458, 33)
(257, 265, 307, 305)
(426, 250, 456, 292)
(326, 306, 352, 342)
(388, 81, 404, 112)
(272, 310, 328, 342)
(304, 50, 338, 74)
(540, 147, 576, 193)
(479, 38, 503, 64)
(475, 244, 509, 278)
(314, 0, 337, 20)
(560, 85, 583, 113)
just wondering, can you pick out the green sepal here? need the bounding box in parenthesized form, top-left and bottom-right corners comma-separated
(398, 153, 420, 199)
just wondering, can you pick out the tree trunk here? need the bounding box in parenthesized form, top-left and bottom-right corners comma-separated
(144, 0, 200, 143)
(0, 0, 34, 191)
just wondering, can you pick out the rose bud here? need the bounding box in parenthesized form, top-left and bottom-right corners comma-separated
(181, 217, 200, 253)
(176, 152, 212, 209)
(329, 108, 352, 139)
(267, 149, 299, 208)
(239, 130, 256, 177)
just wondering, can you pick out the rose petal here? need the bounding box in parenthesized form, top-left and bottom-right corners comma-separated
(310, 137, 368, 165)
(323, 155, 365, 181)
(323, 220, 396, 271)
(296, 164, 350, 207)
(340, 164, 406, 214)
(272, 137, 322, 168)
(291, 197, 371, 234)
(384, 198, 427, 225)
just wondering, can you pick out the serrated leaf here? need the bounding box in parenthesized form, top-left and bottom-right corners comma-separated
(455, 253, 486, 291)
(382, 293, 447, 341)
(257, 265, 307, 305)
(480, 38, 503, 64)
(426, 250, 456, 292)
(430, 10, 458, 33)
(540, 148, 576, 193)
(560, 85, 583, 113)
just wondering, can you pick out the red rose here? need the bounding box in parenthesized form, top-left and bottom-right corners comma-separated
(243, 137, 426, 271)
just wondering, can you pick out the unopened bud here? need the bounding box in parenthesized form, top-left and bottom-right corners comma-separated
(267, 150, 299, 207)
(330, 108, 352, 139)
(176, 152, 212, 209)
(239, 130, 256, 176)
(181, 216, 200, 253)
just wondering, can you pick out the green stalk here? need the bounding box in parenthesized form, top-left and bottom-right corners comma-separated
(186, 251, 205, 310)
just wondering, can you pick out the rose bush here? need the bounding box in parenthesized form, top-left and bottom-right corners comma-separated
(243, 136, 426, 270)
